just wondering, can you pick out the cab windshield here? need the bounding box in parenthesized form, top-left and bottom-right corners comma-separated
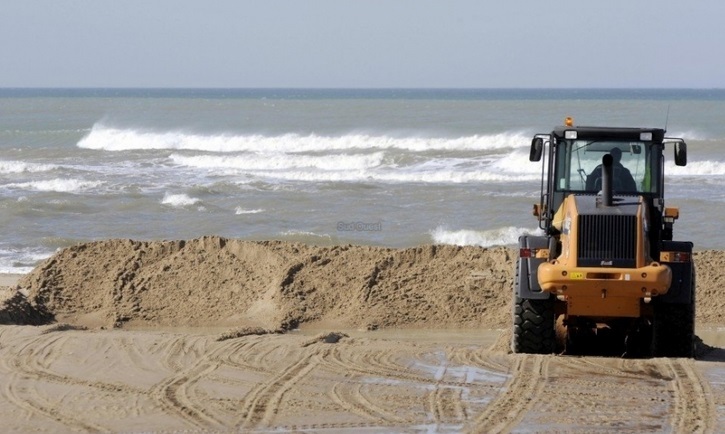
(554, 139, 656, 194)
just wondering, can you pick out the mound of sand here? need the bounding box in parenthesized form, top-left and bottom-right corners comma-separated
(7, 237, 725, 329)
(16, 237, 512, 329)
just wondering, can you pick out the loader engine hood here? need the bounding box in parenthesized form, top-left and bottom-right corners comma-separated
(555, 194, 650, 269)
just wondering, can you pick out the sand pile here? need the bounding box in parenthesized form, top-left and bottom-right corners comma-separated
(7, 237, 724, 329)
(693, 250, 725, 324)
(16, 237, 513, 330)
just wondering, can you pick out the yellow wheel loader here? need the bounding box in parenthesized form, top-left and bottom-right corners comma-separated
(513, 118, 694, 357)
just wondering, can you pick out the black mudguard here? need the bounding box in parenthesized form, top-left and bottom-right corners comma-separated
(655, 240, 694, 305)
(515, 235, 551, 300)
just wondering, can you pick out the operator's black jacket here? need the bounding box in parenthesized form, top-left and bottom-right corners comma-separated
(585, 163, 637, 191)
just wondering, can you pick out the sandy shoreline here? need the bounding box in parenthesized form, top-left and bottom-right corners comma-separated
(1, 238, 723, 431)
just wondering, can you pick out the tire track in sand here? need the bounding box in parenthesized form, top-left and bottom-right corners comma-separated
(522, 357, 671, 431)
(4, 372, 106, 432)
(329, 380, 408, 425)
(454, 348, 509, 375)
(216, 336, 281, 373)
(568, 357, 715, 433)
(324, 345, 420, 426)
(150, 335, 319, 431)
(324, 344, 505, 428)
(149, 337, 246, 430)
(427, 382, 466, 427)
(149, 359, 226, 430)
(325, 344, 503, 390)
(236, 347, 326, 430)
(421, 352, 469, 428)
(471, 354, 550, 432)
(668, 358, 715, 433)
(2, 333, 110, 432)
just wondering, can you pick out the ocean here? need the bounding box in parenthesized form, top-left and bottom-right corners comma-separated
(1, 88, 724, 274)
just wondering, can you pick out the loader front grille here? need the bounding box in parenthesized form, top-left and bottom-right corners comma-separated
(577, 214, 637, 267)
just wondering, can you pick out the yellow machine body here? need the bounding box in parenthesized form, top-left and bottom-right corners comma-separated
(538, 195, 672, 318)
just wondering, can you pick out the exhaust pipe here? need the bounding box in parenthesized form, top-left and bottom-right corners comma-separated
(601, 154, 613, 206)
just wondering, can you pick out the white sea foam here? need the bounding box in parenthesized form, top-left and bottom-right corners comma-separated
(0, 160, 57, 174)
(169, 151, 537, 184)
(0, 247, 54, 274)
(430, 226, 544, 247)
(665, 160, 725, 176)
(4, 179, 102, 193)
(488, 150, 542, 175)
(235, 207, 265, 215)
(169, 152, 385, 171)
(161, 193, 201, 207)
(77, 124, 530, 153)
(241, 169, 538, 184)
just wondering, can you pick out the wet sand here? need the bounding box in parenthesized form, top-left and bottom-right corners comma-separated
(0, 325, 722, 432)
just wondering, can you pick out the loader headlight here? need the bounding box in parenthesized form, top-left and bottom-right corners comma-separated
(565, 130, 577, 139)
(640, 132, 653, 141)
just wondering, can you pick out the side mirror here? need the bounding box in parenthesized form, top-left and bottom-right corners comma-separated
(529, 137, 544, 162)
(630, 144, 642, 155)
(674, 141, 687, 166)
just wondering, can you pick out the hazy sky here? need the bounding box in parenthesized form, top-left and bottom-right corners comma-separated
(1, 1, 724, 88)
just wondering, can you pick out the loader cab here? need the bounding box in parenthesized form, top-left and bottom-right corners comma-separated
(530, 123, 687, 242)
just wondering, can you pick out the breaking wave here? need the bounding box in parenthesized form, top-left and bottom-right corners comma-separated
(161, 193, 201, 208)
(3, 179, 102, 193)
(0, 160, 57, 174)
(235, 207, 265, 215)
(666, 160, 725, 176)
(430, 226, 545, 247)
(168, 150, 539, 184)
(0, 246, 55, 274)
(77, 124, 530, 153)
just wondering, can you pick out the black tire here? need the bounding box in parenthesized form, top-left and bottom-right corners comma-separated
(652, 267, 695, 358)
(512, 296, 556, 354)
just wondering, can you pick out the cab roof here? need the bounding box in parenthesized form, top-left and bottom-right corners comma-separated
(552, 126, 666, 142)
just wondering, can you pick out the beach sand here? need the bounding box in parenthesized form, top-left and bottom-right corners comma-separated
(0, 273, 22, 287)
(0, 238, 723, 432)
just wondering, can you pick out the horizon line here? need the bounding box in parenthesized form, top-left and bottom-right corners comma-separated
(2, 86, 725, 90)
